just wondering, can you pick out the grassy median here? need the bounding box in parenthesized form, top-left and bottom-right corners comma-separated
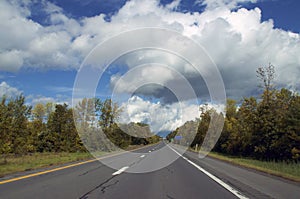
(0, 152, 94, 177)
(207, 152, 300, 182)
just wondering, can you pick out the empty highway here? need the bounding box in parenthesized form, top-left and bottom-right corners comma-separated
(0, 142, 299, 199)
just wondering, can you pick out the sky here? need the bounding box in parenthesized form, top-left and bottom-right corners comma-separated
(0, 0, 300, 133)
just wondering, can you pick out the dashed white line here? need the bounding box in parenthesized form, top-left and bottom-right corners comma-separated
(168, 145, 249, 199)
(148, 150, 151, 153)
(140, 155, 145, 158)
(112, 166, 129, 176)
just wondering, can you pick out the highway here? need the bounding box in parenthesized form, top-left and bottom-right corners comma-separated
(0, 141, 299, 199)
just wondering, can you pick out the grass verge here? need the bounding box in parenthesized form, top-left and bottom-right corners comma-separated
(0, 143, 158, 178)
(206, 152, 300, 182)
(0, 152, 93, 177)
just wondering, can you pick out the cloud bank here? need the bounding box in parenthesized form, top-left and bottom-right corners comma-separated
(119, 96, 200, 133)
(1, 0, 299, 98)
(1, 0, 300, 131)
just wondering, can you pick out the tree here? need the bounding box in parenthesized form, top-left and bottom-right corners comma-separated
(253, 64, 277, 160)
(287, 94, 300, 161)
(215, 99, 240, 155)
(237, 97, 258, 157)
(256, 63, 275, 104)
(74, 98, 96, 129)
(45, 104, 83, 152)
(0, 96, 12, 155)
(225, 99, 237, 119)
(0, 95, 35, 154)
(269, 89, 300, 161)
(166, 128, 178, 142)
(97, 99, 121, 129)
(32, 103, 46, 122)
(45, 102, 54, 120)
(191, 105, 211, 148)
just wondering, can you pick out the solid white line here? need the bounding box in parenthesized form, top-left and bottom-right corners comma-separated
(168, 145, 249, 199)
(140, 155, 145, 158)
(112, 166, 129, 176)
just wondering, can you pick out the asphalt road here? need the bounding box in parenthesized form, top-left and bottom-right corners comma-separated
(0, 141, 299, 199)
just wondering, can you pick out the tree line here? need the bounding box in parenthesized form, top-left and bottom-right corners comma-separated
(0, 97, 160, 155)
(168, 64, 300, 162)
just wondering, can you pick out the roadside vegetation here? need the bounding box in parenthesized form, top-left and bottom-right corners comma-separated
(167, 64, 300, 180)
(0, 95, 160, 177)
(0, 152, 93, 177)
(207, 152, 300, 182)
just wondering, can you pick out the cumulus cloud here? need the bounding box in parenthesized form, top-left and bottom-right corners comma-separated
(119, 96, 200, 133)
(0, 81, 22, 98)
(104, 0, 300, 100)
(118, 95, 225, 133)
(0, 51, 24, 72)
(0, 0, 82, 71)
(0, 0, 300, 100)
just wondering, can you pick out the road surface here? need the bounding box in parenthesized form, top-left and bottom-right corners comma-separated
(0, 141, 299, 199)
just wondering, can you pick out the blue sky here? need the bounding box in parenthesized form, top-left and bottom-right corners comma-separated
(1, 0, 300, 132)
(28, 0, 300, 32)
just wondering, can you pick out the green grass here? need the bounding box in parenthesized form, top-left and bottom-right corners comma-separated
(0, 152, 94, 177)
(0, 143, 154, 178)
(207, 152, 300, 182)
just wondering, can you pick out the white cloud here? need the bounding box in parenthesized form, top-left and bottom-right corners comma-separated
(27, 94, 71, 106)
(0, 81, 22, 98)
(31, 96, 55, 104)
(198, 0, 258, 10)
(119, 95, 224, 132)
(0, 0, 82, 71)
(0, 0, 299, 99)
(119, 96, 200, 132)
(111, 64, 177, 94)
(103, 0, 300, 100)
(90, 2, 299, 100)
(0, 50, 24, 72)
(165, 0, 182, 10)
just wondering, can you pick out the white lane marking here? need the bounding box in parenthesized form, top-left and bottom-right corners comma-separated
(149, 150, 151, 153)
(140, 155, 145, 158)
(168, 145, 249, 199)
(112, 166, 129, 176)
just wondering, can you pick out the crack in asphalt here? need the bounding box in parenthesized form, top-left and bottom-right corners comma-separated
(79, 155, 146, 198)
(79, 176, 118, 198)
(78, 164, 105, 176)
(100, 179, 119, 193)
(79, 150, 153, 198)
(166, 194, 175, 199)
(166, 167, 174, 174)
(128, 156, 144, 167)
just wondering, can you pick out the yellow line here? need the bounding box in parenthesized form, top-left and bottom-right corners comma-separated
(0, 143, 159, 185)
(0, 159, 97, 185)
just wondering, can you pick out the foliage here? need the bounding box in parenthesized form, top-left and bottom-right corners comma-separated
(208, 152, 300, 182)
(168, 64, 300, 162)
(0, 96, 160, 156)
(0, 152, 93, 177)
